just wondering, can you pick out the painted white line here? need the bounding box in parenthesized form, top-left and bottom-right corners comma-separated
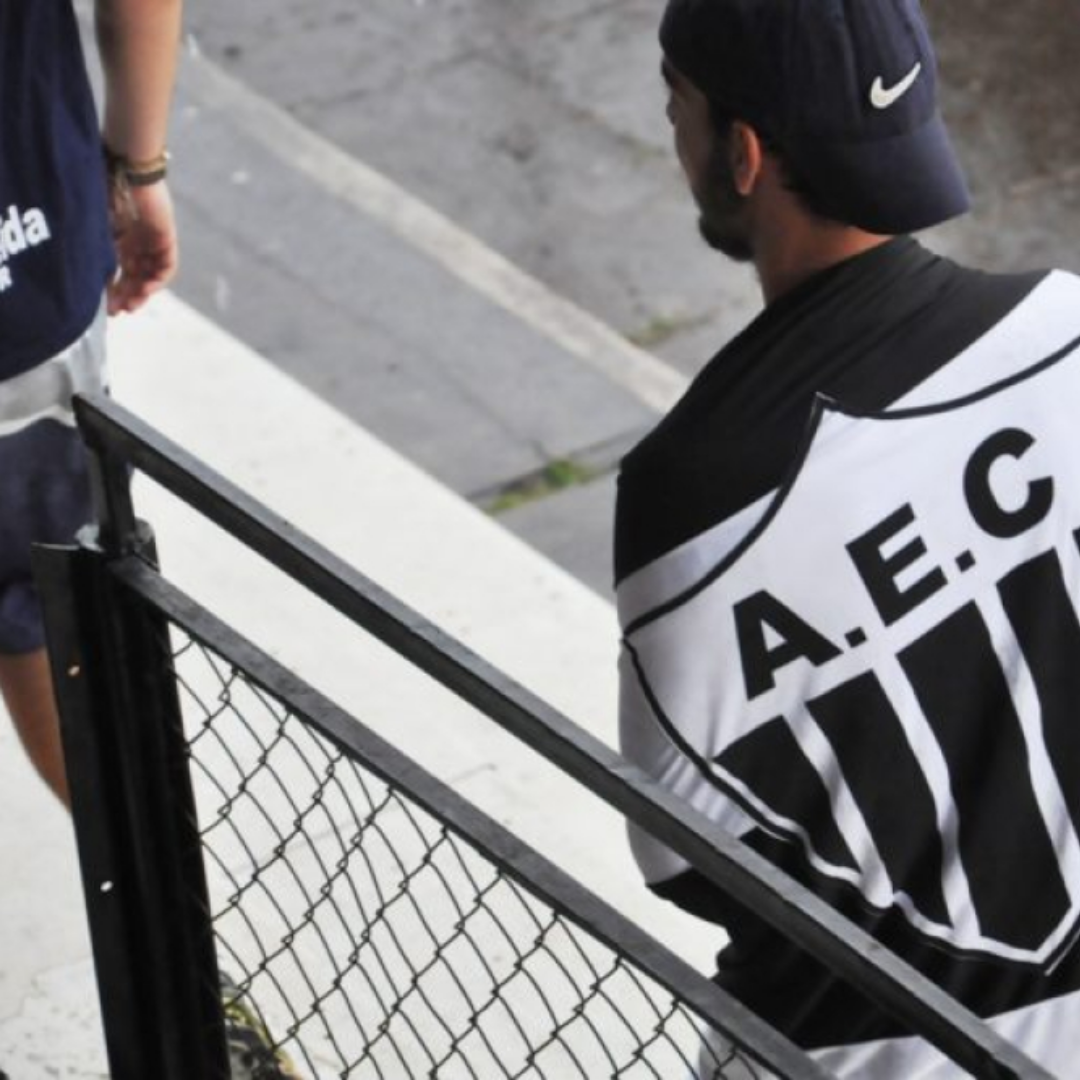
(184, 46, 691, 415)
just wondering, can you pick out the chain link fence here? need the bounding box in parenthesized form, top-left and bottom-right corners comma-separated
(171, 624, 776, 1079)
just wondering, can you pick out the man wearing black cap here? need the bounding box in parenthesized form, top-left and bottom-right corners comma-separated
(616, 0, 1080, 1075)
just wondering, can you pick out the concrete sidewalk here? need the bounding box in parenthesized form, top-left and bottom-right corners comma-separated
(0, 294, 710, 1079)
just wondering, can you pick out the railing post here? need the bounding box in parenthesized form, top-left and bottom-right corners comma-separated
(32, 531, 229, 1080)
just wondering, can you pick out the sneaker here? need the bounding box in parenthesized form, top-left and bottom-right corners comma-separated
(220, 972, 302, 1080)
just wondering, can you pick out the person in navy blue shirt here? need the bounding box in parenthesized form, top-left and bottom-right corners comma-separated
(0, 0, 181, 808)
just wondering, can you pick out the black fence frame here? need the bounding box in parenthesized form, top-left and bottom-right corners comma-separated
(33, 393, 1053, 1080)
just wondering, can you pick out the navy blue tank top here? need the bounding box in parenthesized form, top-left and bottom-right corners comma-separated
(0, 0, 115, 378)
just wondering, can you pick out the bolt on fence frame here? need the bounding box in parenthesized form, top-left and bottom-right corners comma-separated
(37, 391, 1054, 1080)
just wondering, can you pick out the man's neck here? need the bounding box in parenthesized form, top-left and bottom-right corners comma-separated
(756, 226, 892, 305)
(745, 178, 894, 305)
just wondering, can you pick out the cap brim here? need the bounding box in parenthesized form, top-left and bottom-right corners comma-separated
(791, 112, 972, 235)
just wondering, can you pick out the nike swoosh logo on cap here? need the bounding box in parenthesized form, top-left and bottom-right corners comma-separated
(870, 62, 923, 109)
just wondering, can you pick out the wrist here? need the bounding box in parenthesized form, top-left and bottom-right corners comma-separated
(103, 142, 170, 187)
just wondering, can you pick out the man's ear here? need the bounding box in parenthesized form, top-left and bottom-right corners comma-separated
(728, 120, 764, 197)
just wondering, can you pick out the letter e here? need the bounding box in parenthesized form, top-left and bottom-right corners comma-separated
(848, 504, 946, 626)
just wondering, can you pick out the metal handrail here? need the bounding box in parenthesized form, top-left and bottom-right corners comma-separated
(72, 391, 1053, 1080)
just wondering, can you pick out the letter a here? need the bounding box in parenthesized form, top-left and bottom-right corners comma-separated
(734, 591, 841, 701)
(22, 208, 50, 246)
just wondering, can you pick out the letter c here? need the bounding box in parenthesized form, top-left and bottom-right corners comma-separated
(964, 428, 1053, 539)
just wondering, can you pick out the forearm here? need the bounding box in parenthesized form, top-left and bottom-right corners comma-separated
(95, 0, 183, 160)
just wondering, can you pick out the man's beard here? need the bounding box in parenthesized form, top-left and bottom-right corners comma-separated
(695, 142, 754, 263)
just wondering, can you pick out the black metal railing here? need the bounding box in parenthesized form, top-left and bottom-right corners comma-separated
(31, 393, 1054, 1080)
(129, 560, 814, 1079)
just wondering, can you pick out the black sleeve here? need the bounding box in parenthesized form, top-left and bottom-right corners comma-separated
(650, 866, 794, 963)
(648, 866, 772, 933)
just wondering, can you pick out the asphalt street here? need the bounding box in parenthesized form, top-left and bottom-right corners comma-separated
(168, 0, 1080, 596)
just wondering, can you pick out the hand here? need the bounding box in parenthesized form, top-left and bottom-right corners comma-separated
(106, 178, 179, 315)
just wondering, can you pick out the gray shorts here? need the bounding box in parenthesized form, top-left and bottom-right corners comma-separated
(0, 309, 107, 654)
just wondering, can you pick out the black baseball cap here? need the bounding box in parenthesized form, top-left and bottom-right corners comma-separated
(659, 0, 971, 234)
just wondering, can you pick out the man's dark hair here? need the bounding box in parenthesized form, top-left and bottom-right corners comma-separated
(706, 101, 852, 227)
